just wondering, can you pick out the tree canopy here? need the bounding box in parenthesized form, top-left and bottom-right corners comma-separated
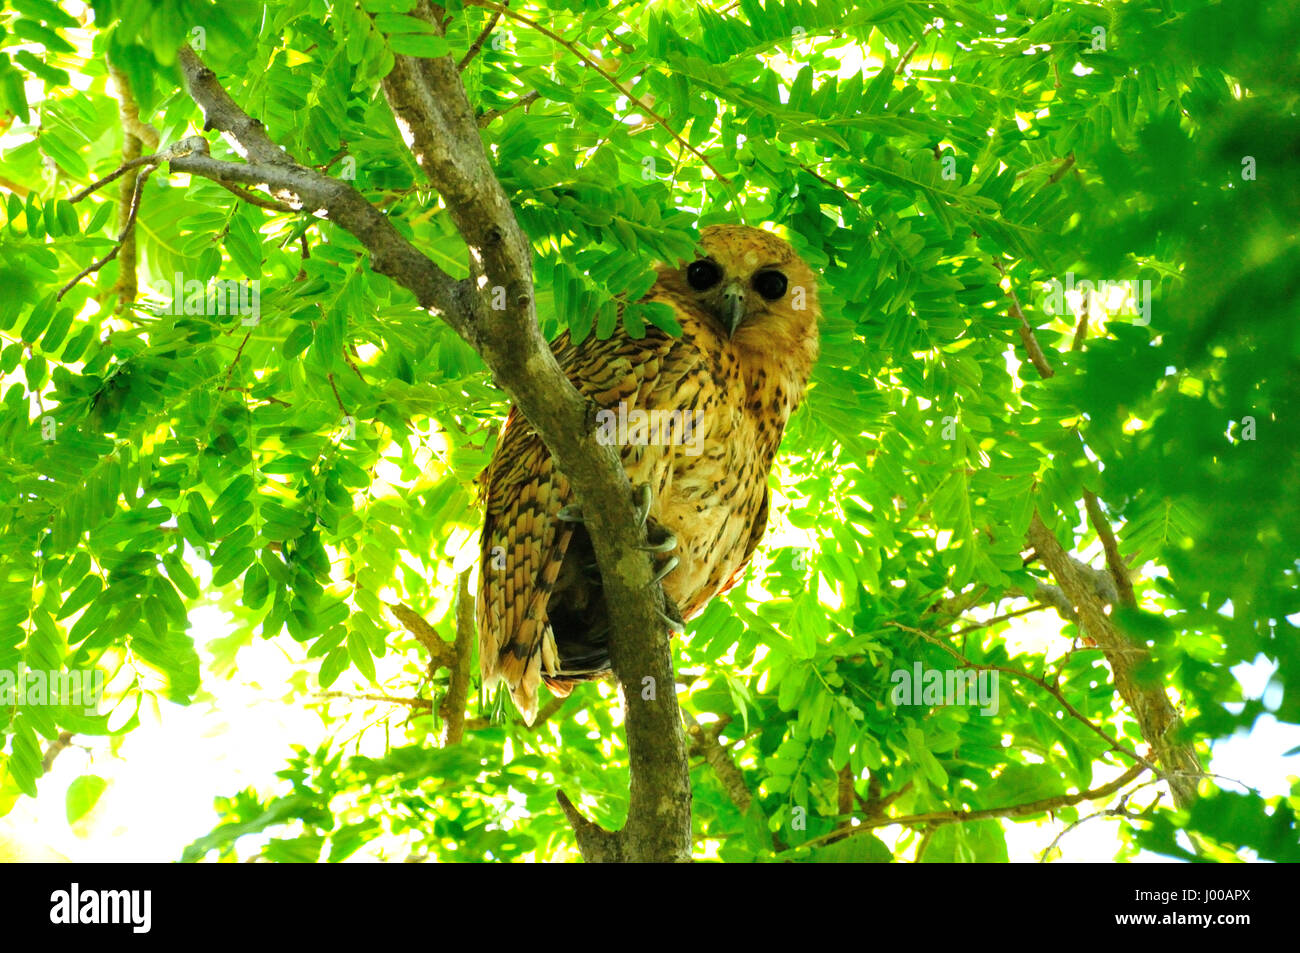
(0, 0, 1297, 862)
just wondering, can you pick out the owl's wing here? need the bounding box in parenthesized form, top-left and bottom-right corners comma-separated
(477, 404, 575, 724)
(717, 482, 768, 600)
(478, 310, 704, 723)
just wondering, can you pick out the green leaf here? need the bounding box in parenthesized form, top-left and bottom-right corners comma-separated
(347, 630, 376, 683)
(385, 33, 450, 58)
(65, 774, 108, 823)
(243, 562, 270, 609)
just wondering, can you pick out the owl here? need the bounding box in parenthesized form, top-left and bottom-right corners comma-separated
(477, 224, 820, 723)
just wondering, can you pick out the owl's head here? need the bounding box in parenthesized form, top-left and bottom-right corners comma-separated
(674, 224, 820, 339)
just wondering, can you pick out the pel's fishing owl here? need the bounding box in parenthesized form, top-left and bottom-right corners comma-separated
(477, 225, 820, 723)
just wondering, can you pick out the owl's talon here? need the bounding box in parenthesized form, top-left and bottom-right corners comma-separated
(636, 522, 677, 553)
(636, 535, 677, 553)
(650, 555, 679, 585)
(633, 483, 653, 527)
(556, 503, 584, 523)
(658, 593, 686, 633)
(657, 608, 686, 634)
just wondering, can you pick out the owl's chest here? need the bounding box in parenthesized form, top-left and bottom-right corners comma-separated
(641, 345, 782, 610)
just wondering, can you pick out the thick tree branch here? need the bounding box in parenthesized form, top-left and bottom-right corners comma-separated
(556, 790, 624, 862)
(174, 32, 690, 861)
(685, 713, 751, 814)
(106, 58, 156, 310)
(107, 59, 161, 151)
(388, 601, 456, 672)
(376, 5, 690, 862)
(1083, 490, 1137, 608)
(438, 570, 476, 746)
(993, 251, 1201, 810)
(1028, 514, 1201, 807)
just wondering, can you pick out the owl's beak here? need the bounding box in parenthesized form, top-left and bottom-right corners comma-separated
(721, 281, 746, 336)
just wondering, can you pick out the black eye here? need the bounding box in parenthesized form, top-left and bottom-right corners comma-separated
(752, 271, 787, 301)
(686, 259, 723, 291)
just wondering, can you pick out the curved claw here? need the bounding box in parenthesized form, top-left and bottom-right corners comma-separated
(657, 608, 686, 635)
(633, 483, 653, 527)
(556, 503, 584, 523)
(636, 530, 677, 553)
(658, 593, 686, 634)
(650, 555, 679, 585)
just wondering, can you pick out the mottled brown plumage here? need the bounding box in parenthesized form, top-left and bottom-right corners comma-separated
(478, 225, 820, 722)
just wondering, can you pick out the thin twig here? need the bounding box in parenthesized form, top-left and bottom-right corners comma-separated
(1083, 491, 1137, 608)
(317, 691, 432, 709)
(57, 163, 156, 301)
(475, 89, 540, 128)
(477, 90, 541, 127)
(1070, 295, 1090, 351)
(950, 601, 1050, 637)
(887, 620, 1158, 774)
(213, 178, 297, 213)
(41, 731, 75, 773)
(327, 371, 349, 418)
(463, 0, 729, 183)
(794, 762, 1148, 853)
(458, 4, 505, 71)
(65, 153, 161, 204)
(993, 257, 1055, 379)
(895, 24, 935, 74)
(1046, 153, 1076, 185)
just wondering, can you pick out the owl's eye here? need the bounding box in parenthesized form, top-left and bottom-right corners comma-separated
(752, 270, 788, 301)
(686, 260, 723, 291)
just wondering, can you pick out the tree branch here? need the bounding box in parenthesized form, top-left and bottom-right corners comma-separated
(174, 30, 691, 860)
(793, 762, 1148, 852)
(439, 569, 476, 746)
(41, 731, 75, 773)
(58, 161, 157, 302)
(887, 620, 1157, 774)
(685, 713, 751, 814)
(993, 257, 1055, 379)
(994, 248, 1201, 810)
(463, 0, 728, 183)
(1083, 490, 1137, 608)
(317, 691, 432, 709)
(1027, 514, 1201, 807)
(106, 57, 154, 310)
(374, 5, 691, 862)
(477, 90, 540, 128)
(458, 4, 505, 71)
(388, 601, 456, 672)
